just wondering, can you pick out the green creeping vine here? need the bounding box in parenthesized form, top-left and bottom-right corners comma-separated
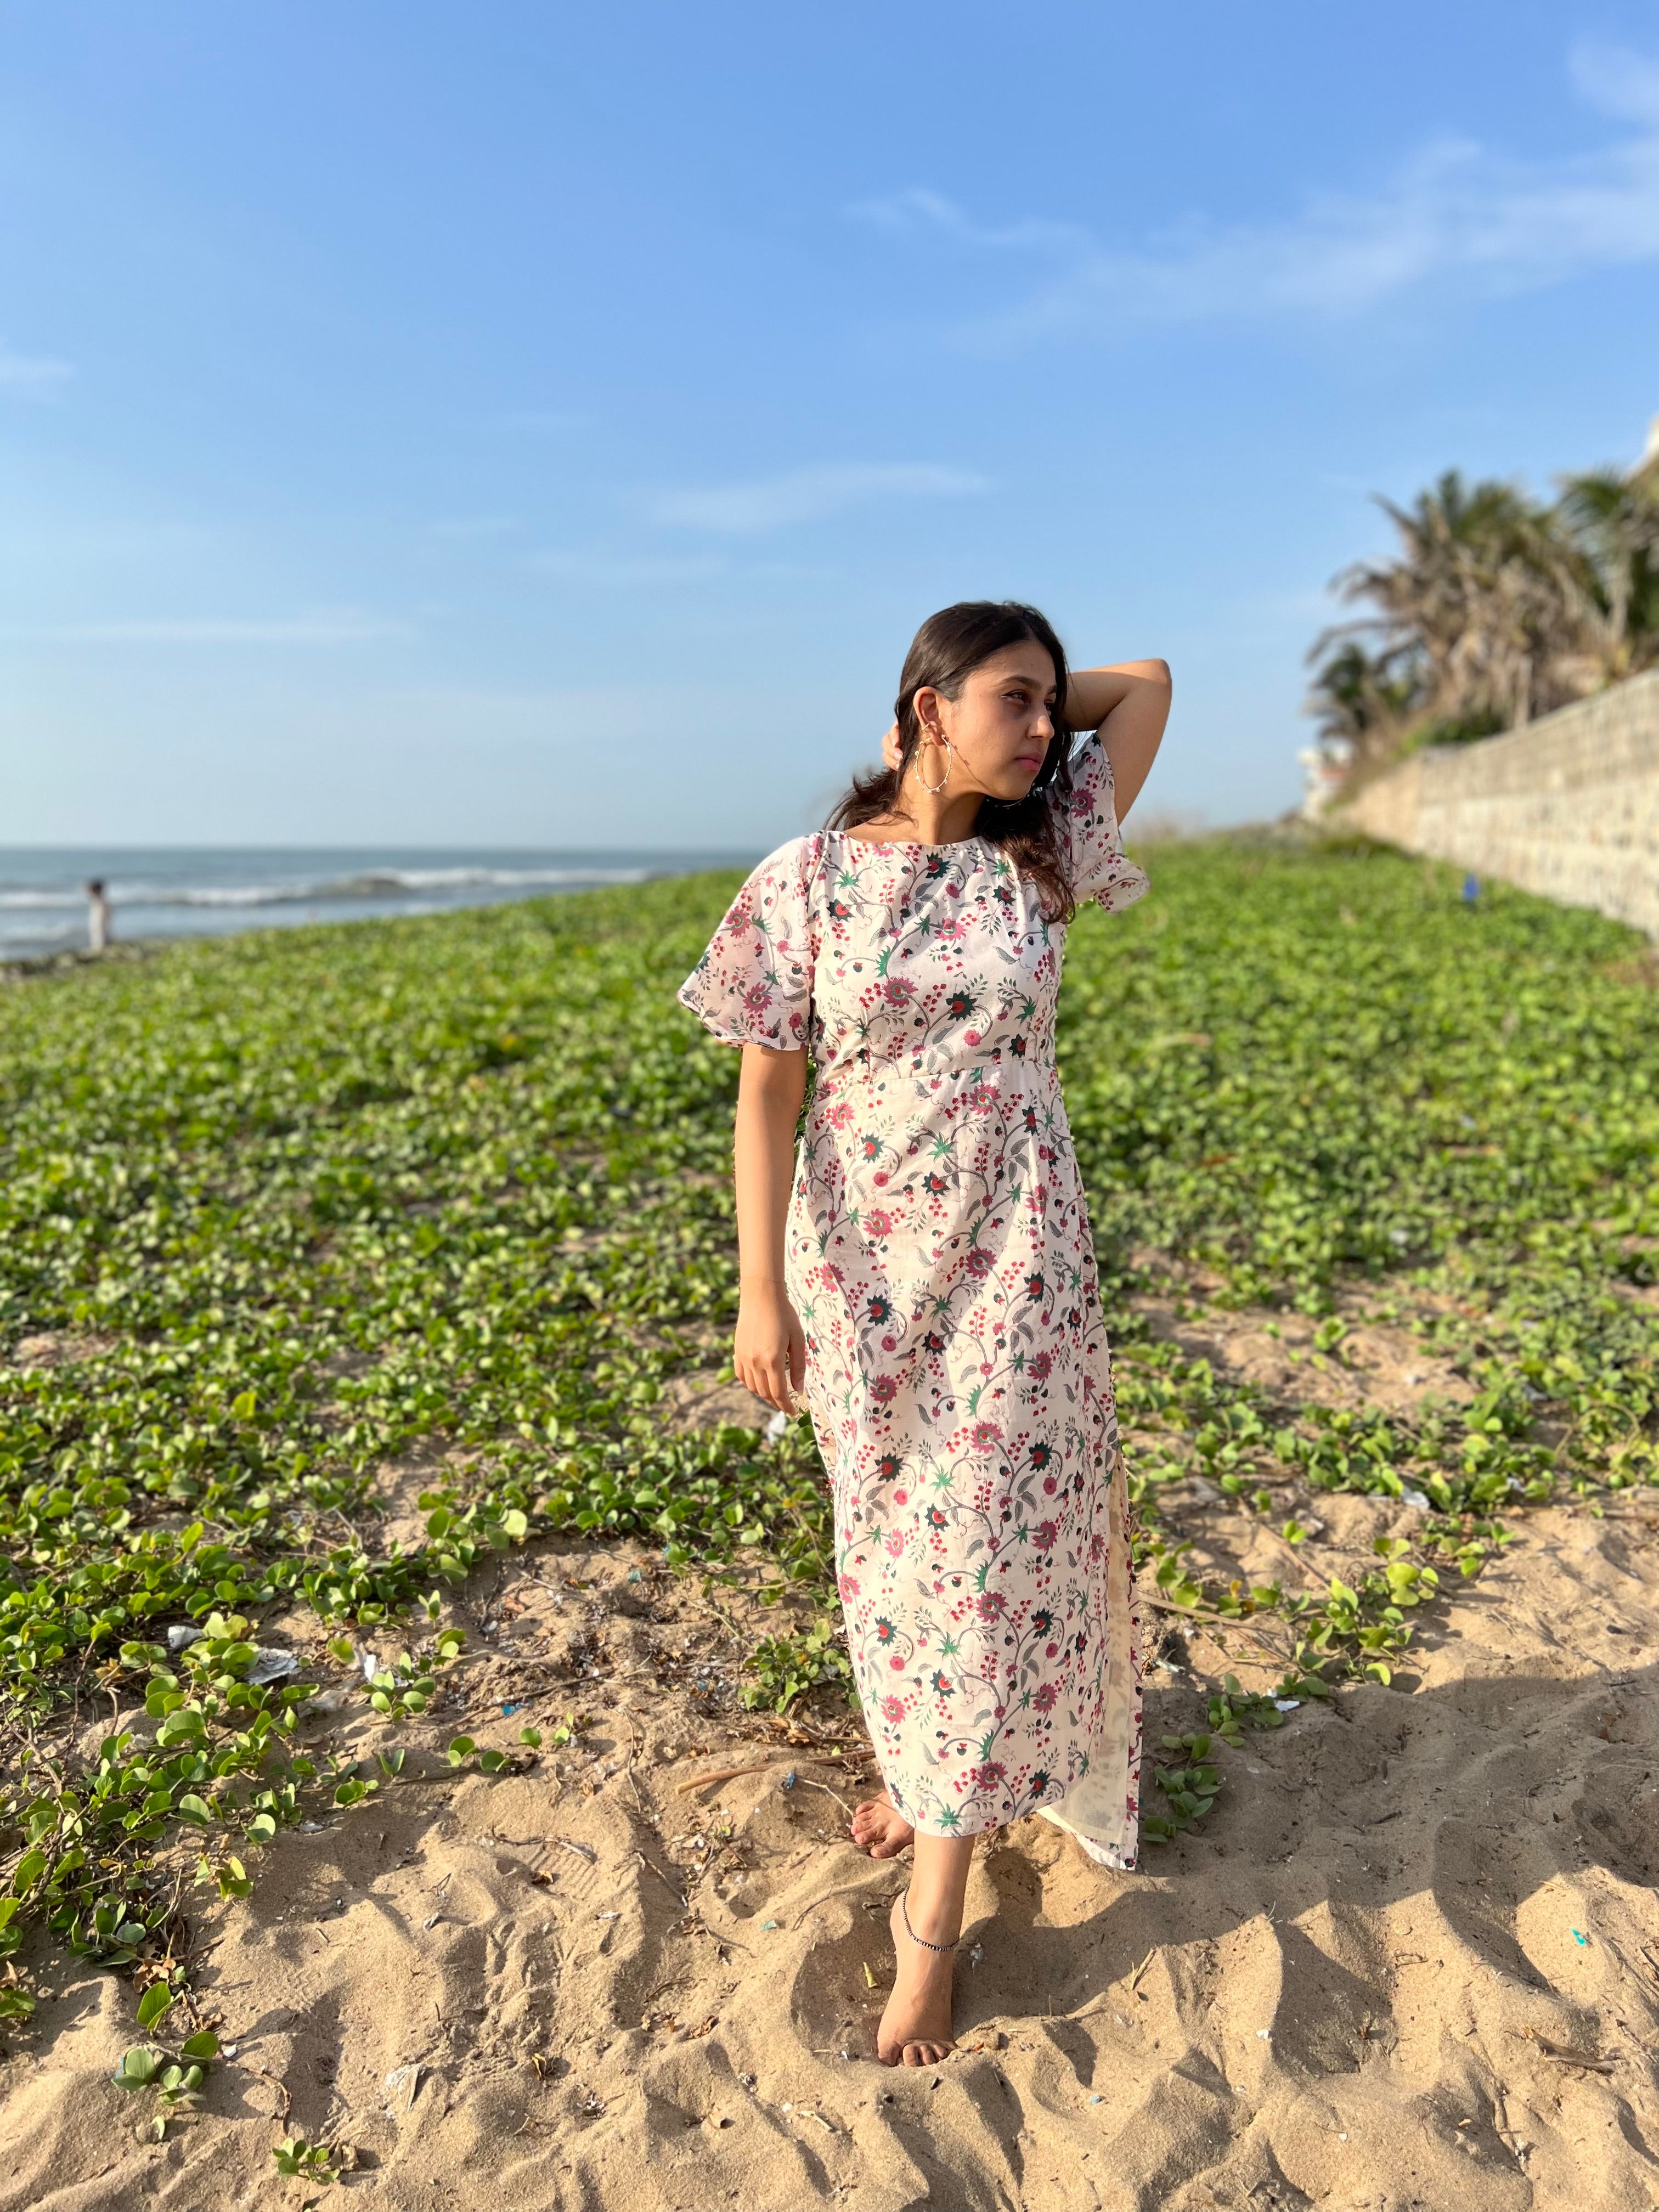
(0, 844, 1655, 1982)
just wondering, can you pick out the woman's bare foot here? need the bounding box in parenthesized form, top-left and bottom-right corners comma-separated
(850, 1792, 915, 1859)
(876, 1891, 957, 2067)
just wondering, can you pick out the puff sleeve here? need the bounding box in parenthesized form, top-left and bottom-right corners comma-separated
(676, 834, 819, 1050)
(1063, 732, 1151, 915)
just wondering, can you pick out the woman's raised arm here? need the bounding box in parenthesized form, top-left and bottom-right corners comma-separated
(732, 1041, 809, 1414)
(1064, 659, 1172, 822)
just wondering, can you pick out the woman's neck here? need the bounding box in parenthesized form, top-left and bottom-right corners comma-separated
(847, 786, 985, 846)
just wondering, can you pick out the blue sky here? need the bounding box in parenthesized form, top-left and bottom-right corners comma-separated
(4, 2, 1657, 848)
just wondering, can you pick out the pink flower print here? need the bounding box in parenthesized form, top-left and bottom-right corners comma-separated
(826, 1100, 854, 1129)
(964, 1031, 982, 1047)
(969, 1761, 1006, 1788)
(976, 1590, 1007, 1621)
(966, 1246, 994, 1277)
(880, 1695, 906, 1725)
(1035, 1519, 1058, 1550)
(970, 1420, 1002, 1450)
(864, 1210, 893, 1237)
(1028, 1352, 1052, 1381)
(838, 1575, 861, 1601)
(871, 1375, 898, 1403)
(884, 1531, 906, 1556)
(883, 977, 913, 1003)
(1032, 1683, 1059, 1713)
(743, 982, 773, 1012)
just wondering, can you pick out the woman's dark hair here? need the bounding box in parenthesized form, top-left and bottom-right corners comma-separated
(826, 599, 1077, 923)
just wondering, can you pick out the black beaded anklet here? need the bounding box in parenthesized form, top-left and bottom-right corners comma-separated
(900, 1892, 963, 1954)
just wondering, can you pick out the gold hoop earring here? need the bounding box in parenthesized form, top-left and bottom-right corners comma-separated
(913, 731, 951, 795)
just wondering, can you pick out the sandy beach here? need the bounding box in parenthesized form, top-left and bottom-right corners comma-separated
(9, 1417, 1659, 2210)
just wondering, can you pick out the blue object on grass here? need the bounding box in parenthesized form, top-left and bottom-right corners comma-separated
(1463, 872, 1480, 904)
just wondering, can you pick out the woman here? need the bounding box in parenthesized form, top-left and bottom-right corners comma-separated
(677, 601, 1171, 2067)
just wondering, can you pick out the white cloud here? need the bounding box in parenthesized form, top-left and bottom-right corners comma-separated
(18, 611, 410, 645)
(530, 549, 731, 585)
(852, 41, 1659, 345)
(651, 461, 986, 534)
(428, 516, 519, 541)
(1570, 36, 1659, 127)
(492, 407, 588, 435)
(0, 341, 72, 394)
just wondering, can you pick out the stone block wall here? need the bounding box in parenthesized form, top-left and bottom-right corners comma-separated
(1336, 671, 1659, 935)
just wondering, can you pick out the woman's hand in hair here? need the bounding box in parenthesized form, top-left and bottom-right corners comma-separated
(881, 721, 902, 772)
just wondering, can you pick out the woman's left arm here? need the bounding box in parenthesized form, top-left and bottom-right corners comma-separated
(1064, 660, 1172, 823)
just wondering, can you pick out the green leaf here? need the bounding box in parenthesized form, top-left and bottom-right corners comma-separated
(179, 2030, 219, 2061)
(137, 1983, 173, 2031)
(10, 1851, 47, 1898)
(114, 2046, 160, 2089)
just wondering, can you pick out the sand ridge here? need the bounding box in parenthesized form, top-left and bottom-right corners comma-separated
(7, 1489, 1659, 2211)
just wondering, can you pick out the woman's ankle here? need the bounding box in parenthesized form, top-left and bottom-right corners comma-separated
(900, 1883, 964, 1950)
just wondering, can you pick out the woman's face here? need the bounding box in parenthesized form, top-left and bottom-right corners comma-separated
(920, 641, 1059, 802)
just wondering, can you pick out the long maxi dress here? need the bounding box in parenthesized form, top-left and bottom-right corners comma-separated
(678, 733, 1150, 1870)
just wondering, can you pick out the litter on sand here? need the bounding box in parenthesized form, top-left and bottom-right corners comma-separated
(166, 1624, 203, 1652)
(384, 2064, 424, 2111)
(245, 1648, 300, 1686)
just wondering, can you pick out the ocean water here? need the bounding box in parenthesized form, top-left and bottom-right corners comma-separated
(0, 848, 754, 962)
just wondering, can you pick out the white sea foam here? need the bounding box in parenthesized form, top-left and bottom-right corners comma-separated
(0, 848, 735, 961)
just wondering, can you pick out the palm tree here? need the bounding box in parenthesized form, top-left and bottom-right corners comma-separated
(1301, 638, 1419, 768)
(1307, 470, 1597, 776)
(1555, 466, 1659, 682)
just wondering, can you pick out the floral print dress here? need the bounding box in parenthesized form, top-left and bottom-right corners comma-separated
(678, 733, 1149, 1869)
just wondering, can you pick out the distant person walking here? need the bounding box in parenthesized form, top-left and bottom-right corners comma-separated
(678, 601, 1171, 2067)
(86, 878, 111, 953)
